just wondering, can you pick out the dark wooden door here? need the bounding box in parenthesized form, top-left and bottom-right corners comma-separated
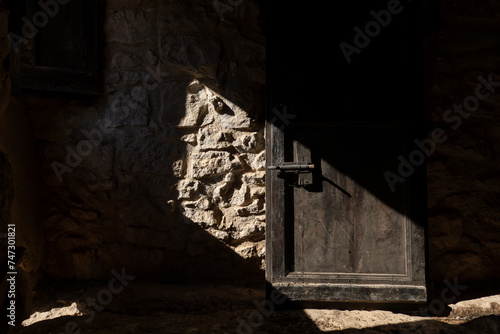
(266, 1, 428, 302)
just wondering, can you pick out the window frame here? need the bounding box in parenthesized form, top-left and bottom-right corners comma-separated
(7, 0, 99, 98)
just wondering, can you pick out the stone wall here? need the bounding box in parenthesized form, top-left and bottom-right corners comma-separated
(0, 1, 8, 115)
(30, 0, 266, 281)
(424, 0, 500, 284)
(1, 0, 43, 324)
(4, 0, 499, 289)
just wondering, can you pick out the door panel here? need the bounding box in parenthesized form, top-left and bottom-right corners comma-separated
(267, 123, 426, 302)
(292, 126, 408, 276)
(266, 0, 427, 302)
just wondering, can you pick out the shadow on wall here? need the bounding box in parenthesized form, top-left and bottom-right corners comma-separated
(10, 0, 268, 284)
(28, 79, 267, 284)
(12, 78, 283, 332)
(0, 0, 268, 329)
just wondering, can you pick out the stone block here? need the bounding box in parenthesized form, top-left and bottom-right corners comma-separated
(105, 8, 157, 44)
(241, 171, 265, 186)
(250, 151, 266, 171)
(189, 151, 242, 179)
(181, 206, 221, 228)
(220, 111, 253, 130)
(106, 88, 150, 127)
(212, 172, 236, 202)
(177, 179, 201, 200)
(160, 35, 220, 78)
(159, 81, 208, 128)
(157, 2, 216, 35)
(232, 217, 265, 242)
(178, 82, 208, 128)
(230, 184, 250, 206)
(111, 52, 143, 69)
(115, 136, 184, 176)
(234, 132, 264, 153)
(197, 127, 233, 151)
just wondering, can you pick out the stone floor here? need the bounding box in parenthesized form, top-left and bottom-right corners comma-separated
(10, 279, 500, 334)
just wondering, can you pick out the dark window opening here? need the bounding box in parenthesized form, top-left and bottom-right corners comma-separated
(6, 0, 99, 98)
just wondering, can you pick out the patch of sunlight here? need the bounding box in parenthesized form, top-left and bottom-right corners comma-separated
(22, 302, 85, 327)
(303, 309, 430, 331)
(449, 294, 500, 319)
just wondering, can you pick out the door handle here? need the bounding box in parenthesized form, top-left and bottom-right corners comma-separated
(267, 162, 314, 172)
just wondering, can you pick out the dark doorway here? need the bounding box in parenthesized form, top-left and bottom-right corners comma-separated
(266, 0, 427, 302)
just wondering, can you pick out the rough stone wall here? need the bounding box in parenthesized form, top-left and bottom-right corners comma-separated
(0, 0, 8, 115)
(31, 0, 265, 281)
(1, 0, 43, 324)
(14, 0, 500, 288)
(424, 1, 500, 284)
(173, 83, 266, 258)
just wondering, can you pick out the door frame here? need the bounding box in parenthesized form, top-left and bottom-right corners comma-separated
(264, 0, 429, 303)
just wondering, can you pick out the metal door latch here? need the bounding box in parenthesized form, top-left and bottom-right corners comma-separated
(268, 162, 314, 187)
(267, 162, 314, 172)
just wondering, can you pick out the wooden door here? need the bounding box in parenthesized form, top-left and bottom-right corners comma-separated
(265, 0, 428, 302)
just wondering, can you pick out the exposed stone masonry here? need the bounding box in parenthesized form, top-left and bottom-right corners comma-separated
(172, 80, 266, 260)
(28, 0, 266, 280)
